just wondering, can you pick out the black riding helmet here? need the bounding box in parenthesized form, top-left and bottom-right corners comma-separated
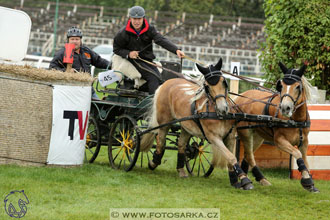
(129, 6, 145, 18)
(67, 26, 83, 39)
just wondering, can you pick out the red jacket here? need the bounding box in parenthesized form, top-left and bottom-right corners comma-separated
(113, 19, 178, 61)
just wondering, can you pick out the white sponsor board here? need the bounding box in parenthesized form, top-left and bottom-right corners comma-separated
(0, 6, 31, 61)
(47, 85, 91, 165)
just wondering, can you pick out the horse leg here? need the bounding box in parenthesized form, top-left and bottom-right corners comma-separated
(299, 139, 309, 170)
(211, 136, 253, 190)
(250, 133, 271, 186)
(237, 129, 253, 174)
(176, 128, 190, 178)
(275, 137, 319, 192)
(238, 129, 271, 186)
(148, 126, 169, 170)
(224, 131, 241, 188)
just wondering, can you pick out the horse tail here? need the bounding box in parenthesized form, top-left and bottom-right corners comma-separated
(140, 88, 160, 152)
(210, 143, 236, 169)
(210, 145, 228, 169)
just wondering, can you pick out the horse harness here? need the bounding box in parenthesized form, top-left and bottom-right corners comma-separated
(139, 72, 310, 149)
(259, 75, 310, 148)
(190, 70, 233, 142)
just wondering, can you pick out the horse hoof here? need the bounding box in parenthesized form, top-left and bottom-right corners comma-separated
(259, 178, 272, 186)
(240, 177, 254, 190)
(301, 177, 319, 193)
(242, 183, 254, 190)
(177, 168, 188, 178)
(303, 185, 320, 193)
(148, 161, 157, 170)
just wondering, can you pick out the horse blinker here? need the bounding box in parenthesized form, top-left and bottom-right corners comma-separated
(276, 80, 282, 92)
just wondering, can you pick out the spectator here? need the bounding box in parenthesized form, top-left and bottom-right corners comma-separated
(50, 26, 110, 99)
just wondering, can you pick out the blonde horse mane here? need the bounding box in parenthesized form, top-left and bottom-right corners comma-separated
(179, 78, 208, 111)
(301, 76, 312, 101)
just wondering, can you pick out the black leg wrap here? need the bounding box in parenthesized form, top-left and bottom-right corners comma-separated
(176, 153, 185, 169)
(300, 177, 320, 193)
(301, 177, 314, 187)
(233, 163, 244, 177)
(152, 150, 165, 165)
(297, 158, 308, 172)
(228, 171, 241, 188)
(240, 177, 253, 190)
(252, 166, 265, 182)
(241, 159, 249, 174)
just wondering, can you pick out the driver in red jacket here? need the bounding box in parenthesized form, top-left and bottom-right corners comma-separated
(113, 6, 185, 94)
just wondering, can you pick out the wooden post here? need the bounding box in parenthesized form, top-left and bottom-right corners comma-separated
(230, 79, 239, 99)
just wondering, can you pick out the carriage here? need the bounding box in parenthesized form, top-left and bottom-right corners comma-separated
(85, 60, 214, 177)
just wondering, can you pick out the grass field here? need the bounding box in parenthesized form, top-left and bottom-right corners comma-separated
(1, 147, 330, 220)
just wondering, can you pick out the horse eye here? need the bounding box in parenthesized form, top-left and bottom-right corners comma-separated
(296, 85, 301, 90)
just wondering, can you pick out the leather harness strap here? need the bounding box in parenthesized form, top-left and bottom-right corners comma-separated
(191, 100, 209, 142)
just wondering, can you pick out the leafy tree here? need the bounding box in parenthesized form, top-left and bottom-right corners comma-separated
(260, 0, 330, 97)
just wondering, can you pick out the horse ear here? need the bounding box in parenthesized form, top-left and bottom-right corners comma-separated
(214, 57, 223, 70)
(276, 80, 282, 92)
(196, 63, 208, 75)
(279, 62, 288, 74)
(296, 64, 307, 77)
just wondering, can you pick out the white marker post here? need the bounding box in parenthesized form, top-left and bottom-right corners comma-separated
(230, 62, 240, 98)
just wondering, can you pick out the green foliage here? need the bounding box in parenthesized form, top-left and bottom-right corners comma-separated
(260, 0, 330, 96)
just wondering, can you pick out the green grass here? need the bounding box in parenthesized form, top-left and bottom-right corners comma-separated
(1, 147, 330, 220)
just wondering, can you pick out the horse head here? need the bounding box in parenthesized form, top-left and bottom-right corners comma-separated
(276, 62, 307, 117)
(196, 57, 229, 115)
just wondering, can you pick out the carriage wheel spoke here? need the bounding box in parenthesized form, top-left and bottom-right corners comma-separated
(88, 128, 97, 135)
(197, 159, 201, 176)
(113, 146, 124, 161)
(201, 152, 212, 166)
(200, 156, 206, 174)
(87, 148, 95, 154)
(140, 152, 144, 167)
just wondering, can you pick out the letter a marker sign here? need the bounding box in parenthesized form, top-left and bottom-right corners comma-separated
(230, 62, 240, 97)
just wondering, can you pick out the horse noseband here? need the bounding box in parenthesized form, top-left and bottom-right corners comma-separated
(279, 79, 302, 107)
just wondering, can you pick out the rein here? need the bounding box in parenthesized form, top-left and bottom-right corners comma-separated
(136, 56, 185, 79)
(138, 111, 311, 136)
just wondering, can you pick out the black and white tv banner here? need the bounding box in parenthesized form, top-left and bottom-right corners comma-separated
(47, 85, 91, 165)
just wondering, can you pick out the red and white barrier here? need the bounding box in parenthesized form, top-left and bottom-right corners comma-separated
(291, 104, 330, 180)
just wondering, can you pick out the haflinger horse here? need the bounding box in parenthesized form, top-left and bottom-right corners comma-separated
(234, 62, 319, 192)
(140, 57, 254, 190)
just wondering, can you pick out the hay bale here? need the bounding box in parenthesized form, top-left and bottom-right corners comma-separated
(0, 64, 93, 166)
(0, 64, 93, 85)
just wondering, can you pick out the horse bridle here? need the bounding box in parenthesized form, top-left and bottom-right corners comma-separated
(203, 70, 228, 103)
(278, 74, 304, 113)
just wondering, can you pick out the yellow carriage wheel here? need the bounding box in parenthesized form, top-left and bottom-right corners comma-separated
(185, 137, 214, 177)
(108, 115, 140, 171)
